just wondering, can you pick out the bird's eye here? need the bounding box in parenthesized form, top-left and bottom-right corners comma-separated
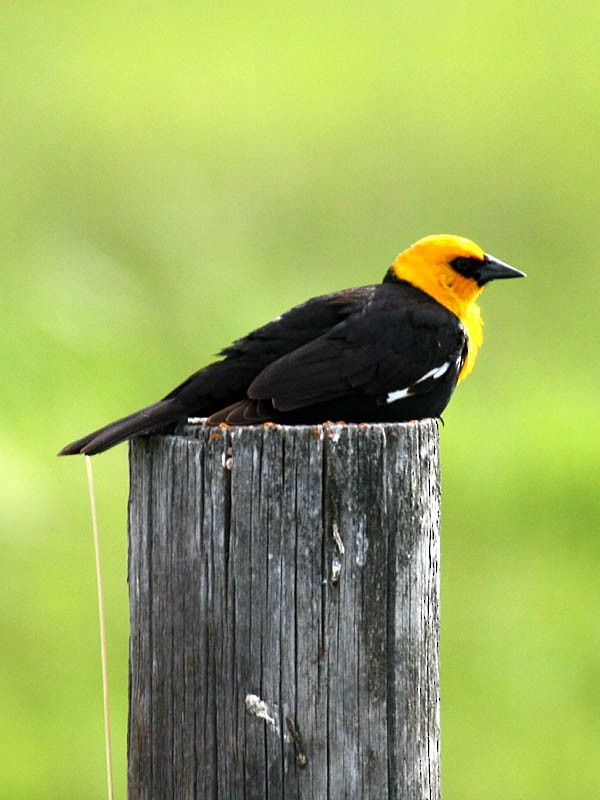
(450, 256, 483, 278)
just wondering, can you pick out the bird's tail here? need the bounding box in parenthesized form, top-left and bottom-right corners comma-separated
(58, 398, 186, 456)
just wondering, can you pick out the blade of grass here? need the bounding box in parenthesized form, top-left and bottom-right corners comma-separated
(85, 456, 115, 800)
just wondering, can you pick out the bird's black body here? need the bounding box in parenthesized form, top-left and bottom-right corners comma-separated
(59, 278, 467, 455)
(60, 233, 526, 456)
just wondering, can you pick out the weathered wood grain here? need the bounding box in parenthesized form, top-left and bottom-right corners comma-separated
(128, 420, 441, 799)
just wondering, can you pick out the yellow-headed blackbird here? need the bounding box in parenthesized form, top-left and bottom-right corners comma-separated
(59, 234, 525, 455)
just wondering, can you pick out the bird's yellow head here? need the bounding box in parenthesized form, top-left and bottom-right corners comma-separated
(388, 234, 525, 382)
(388, 234, 524, 316)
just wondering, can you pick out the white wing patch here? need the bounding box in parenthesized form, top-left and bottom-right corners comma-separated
(385, 387, 411, 403)
(386, 361, 451, 404)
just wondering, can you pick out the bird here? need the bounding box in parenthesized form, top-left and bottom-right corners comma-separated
(59, 234, 525, 456)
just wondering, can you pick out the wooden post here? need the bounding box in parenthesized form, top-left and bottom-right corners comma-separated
(128, 420, 441, 800)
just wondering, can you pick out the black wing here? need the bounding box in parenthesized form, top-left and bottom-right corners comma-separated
(248, 283, 466, 412)
(59, 286, 375, 454)
(165, 285, 376, 409)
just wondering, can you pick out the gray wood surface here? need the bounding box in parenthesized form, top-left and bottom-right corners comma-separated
(128, 420, 441, 799)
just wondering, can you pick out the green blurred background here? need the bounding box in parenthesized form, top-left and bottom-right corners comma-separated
(2, 2, 599, 798)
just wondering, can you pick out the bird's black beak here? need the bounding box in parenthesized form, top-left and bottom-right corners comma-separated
(479, 254, 526, 285)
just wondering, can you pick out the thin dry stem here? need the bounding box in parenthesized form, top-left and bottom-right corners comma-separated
(85, 456, 115, 800)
